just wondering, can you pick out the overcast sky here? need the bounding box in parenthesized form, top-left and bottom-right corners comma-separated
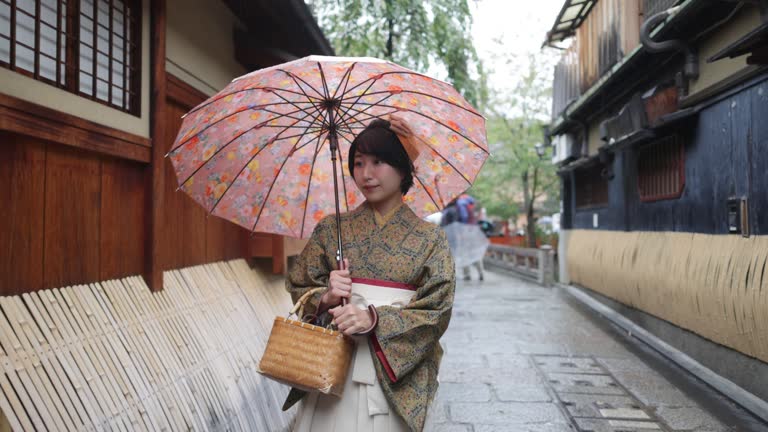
(470, 0, 565, 95)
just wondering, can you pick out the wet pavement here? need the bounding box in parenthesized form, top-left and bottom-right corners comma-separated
(424, 268, 768, 432)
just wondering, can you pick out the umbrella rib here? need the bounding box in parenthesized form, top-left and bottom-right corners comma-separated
(338, 89, 482, 118)
(317, 62, 331, 101)
(250, 130, 326, 235)
(334, 92, 396, 130)
(268, 88, 328, 130)
(335, 78, 381, 123)
(263, 86, 325, 101)
(280, 69, 327, 102)
(412, 171, 442, 213)
(259, 107, 322, 125)
(345, 102, 489, 155)
(337, 107, 399, 130)
(331, 62, 357, 100)
(339, 70, 451, 101)
(175, 110, 320, 192)
(335, 132, 354, 212)
(258, 124, 326, 131)
(209, 113, 326, 220)
(169, 103, 318, 155)
(298, 131, 327, 238)
(184, 88, 322, 117)
(340, 102, 475, 184)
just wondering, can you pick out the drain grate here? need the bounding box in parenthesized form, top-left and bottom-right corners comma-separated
(532, 355, 670, 432)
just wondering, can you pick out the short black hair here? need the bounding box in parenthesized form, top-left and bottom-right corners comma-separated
(348, 119, 415, 195)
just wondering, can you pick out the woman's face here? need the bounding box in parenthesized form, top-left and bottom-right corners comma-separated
(352, 152, 404, 206)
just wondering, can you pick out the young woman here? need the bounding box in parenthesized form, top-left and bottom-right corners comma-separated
(287, 118, 456, 432)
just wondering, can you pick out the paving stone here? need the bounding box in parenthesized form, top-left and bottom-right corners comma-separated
(437, 383, 492, 402)
(429, 271, 738, 432)
(534, 355, 604, 374)
(597, 358, 697, 408)
(450, 402, 567, 425)
(440, 366, 544, 386)
(424, 423, 472, 432)
(546, 373, 626, 395)
(440, 344, 487, 368)
(558, 393, 649, 419)
(575, 418, 663, 431)
(475, 425, 574, 432)
(425, 400, 449, 423)
(493, 384, 552, 403)
(486, 353, 534, 369)
(654, 407, 732, 432)
(516, 341, 575, 355)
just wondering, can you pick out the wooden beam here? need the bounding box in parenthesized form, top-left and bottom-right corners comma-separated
(167, 74, 210, 109)
(145, 0, 167, 292)
(0, 93, 151, 162)
(747, 45, 768, 65)
(233, 28, 298, 71)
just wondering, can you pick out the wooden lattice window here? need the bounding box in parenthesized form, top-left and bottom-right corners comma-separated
(574, 164, 609, 209)
(637, 134, 685, 202)
(0, 0, 141, 114)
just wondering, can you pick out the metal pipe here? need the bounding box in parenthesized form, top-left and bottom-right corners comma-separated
(640, 6, 699, 84)
(640, 6, 685, 54)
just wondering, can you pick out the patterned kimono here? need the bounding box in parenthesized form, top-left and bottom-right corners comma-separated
(286, 202, 456, 432)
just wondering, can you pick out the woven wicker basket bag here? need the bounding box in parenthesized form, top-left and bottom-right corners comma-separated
(257, 287, 355, 397)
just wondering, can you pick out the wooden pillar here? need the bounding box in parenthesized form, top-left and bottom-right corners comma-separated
(271, 235, 286, 275)
(145, 0, 166, 291)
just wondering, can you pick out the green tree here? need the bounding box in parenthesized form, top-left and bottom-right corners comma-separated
(307, 0, 487, 108)
(470, 53, 560, 247)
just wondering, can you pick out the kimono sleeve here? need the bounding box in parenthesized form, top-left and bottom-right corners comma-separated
(372, 228, 455, 382)
(285, 218, 333, 316)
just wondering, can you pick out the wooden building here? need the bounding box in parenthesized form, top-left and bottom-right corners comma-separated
(0, 1, 333, 429)
(546, 0, 768, 410)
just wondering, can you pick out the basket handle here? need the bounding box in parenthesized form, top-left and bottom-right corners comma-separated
(290, 287, 326, 318)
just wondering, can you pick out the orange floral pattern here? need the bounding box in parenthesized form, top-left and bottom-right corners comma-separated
(167, 56, 488, 238)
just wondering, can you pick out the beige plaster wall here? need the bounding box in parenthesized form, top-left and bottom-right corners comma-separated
(166, 0, 248, 97)
(688, 5, 763, 100)
(0, 0, 151, 138)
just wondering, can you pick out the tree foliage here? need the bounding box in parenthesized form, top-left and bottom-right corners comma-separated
(469, 53, 560, 246)
(307, 0, 487, 108)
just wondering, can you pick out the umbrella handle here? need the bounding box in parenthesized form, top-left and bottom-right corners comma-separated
(337, 258, 348, 307)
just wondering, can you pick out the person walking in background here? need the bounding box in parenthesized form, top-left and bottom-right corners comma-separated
(441, 195, 488, 281)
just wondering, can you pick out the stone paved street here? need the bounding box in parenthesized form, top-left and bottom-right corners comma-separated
(424, 269, 768, 432)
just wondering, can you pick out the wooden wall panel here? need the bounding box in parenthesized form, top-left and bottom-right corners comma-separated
(100, 158, 146, 280)
(180, 191, 208, 267)
(205, 217, 247, 263)
(43, 146, 101, 288)
(0, 133, 46, 294)
(163, 99, 207, 269)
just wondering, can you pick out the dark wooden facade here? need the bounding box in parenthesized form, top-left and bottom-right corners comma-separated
(563, 74, 768, 235)
(0, 0, 333, 294)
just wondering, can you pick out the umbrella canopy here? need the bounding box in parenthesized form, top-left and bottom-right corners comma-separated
(167, 55, 488, 239)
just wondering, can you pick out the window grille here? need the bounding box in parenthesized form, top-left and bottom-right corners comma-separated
(637, 134, 685, 202)
(575, 164, 609, 209)
(0, 0, 141, 114)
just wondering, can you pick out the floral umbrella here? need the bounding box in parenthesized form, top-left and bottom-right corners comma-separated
(167, 56, 488, 258)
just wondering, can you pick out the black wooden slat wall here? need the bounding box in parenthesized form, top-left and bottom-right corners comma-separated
(567, 75, 768, 235)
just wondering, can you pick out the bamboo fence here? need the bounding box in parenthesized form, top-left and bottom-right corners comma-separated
(568, 230, 768, 364)
(0, 260, 295, 431)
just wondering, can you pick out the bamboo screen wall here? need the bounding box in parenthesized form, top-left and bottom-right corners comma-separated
(567, 230, 768, 364)
(0, 259, 296, 431)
